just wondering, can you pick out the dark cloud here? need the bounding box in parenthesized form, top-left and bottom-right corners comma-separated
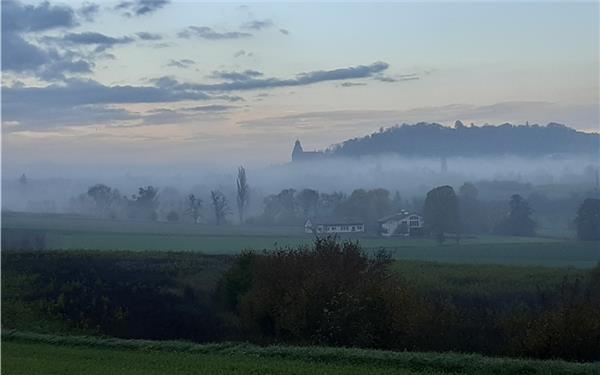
(279, 28, 290, 35)
(136, 32, 162, 40)
(154, 62, 390, 92)
(1, 32, 93, 79)
(1, 32, 48, 71)
(3, 62, 389, 129)
(60, 32, 135, 46)
(167, 59, 195, 68)
(177, 26, 252, 40)
(0, 1, 101, 80)
(115, 0, 169, 17)
(78, 3, 100, 22)
(2, 0, 78, 33)
(209, 69, 263, 81)
(242, 19, 274, 30)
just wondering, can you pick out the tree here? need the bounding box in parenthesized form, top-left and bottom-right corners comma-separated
(19, 173, 27, 187)
(458, 182, 487, 234)
(185, 194, 203, 223)
(576, 198, 600, 241)
(317, 192, 345, 216)
(128, 186, 159, 221)
(497, 194, 536, 236)
(166, 211, 179, 222)
(87, 184, 120, 217)
(211, 190, 230, 225)
(236, 166, 250, 224)
(423, 185, 459, 243)
(296, 189, 319, 218)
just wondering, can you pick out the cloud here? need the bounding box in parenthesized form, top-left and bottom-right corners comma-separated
(177, 26, 252, 40)
(233, 49, 253, 58)
(136, 32, 162, 40)
(166, 59, 195, 68)
(78, 3, 100, 22)
(153, 61, 390, 92)
(238, 102, 600, 133)
(374, 73, 420, 83)
(115, 0, 169, 16)
(183, 104, 236, 112)
(0, 1, 100, 80)
(2, 78, 244, 129)
(340, 82, 367, 87)
(279, 28, 290, 35)
(2, 0, 78, 33)
(242, 19, 274, 30)
(1, 32, 93, 79)
(3, 61, 389, 130)
(59, 32, 135, 46)
(209, 69, 263, 81)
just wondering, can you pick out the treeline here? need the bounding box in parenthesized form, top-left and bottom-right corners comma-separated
(65, 174, 600, 240)
(4, 239, 599, 361)
(328, 122, 599, 158)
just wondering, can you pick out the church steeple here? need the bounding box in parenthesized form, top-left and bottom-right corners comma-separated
(292, 139, 304, 162)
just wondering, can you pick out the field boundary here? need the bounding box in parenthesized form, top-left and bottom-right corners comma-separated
(3, 330, 598, 374)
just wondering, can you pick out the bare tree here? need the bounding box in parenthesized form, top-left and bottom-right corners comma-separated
(185, 194, 203, 223)
(211, 190, 230, 225)
(236, 166, 249, 224)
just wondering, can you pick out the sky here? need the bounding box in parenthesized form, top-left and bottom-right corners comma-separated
(2, 0, 599, 171)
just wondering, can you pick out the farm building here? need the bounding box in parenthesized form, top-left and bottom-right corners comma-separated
(304, 218, 365, 234)
(378, 211, 424, 237)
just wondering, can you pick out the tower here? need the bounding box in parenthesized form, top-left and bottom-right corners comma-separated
(292, 139, 304, 162)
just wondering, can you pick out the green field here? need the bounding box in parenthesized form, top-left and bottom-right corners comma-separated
(3, 212, 599, 267)
(3, 331, 598, 375)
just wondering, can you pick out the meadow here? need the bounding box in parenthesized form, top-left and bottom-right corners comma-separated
(3, 331, 598, 375)
(3, 211, 598, 267)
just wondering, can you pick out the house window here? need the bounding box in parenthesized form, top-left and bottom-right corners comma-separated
(409, 220, 419, 227)
(341, 225, 348, 231)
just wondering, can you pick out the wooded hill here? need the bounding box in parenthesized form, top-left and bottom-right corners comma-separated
(325, 122, 599, 158)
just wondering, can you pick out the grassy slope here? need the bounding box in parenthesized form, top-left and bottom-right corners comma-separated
(3, 331, 598, 375)
(3, 212, 599, 267)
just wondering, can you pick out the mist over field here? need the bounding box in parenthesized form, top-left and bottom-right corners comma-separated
(2, 153, 598, 215)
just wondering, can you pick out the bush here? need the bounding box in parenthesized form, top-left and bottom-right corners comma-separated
(221, 237, 429, 349)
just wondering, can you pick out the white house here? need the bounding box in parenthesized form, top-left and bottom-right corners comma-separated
(378, 210, 424, 237)
(304, 218, 365, 234)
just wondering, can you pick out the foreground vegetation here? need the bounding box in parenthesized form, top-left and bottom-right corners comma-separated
(3, 240, 599, 362)
(3, 331, 598, 375)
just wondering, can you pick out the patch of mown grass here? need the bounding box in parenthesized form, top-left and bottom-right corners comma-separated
(3, 330, 598, 375)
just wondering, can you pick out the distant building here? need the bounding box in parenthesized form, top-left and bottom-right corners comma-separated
(304, 217, 365, 234)
(378, 210, 424, 237)
(292, 140, 323, 162)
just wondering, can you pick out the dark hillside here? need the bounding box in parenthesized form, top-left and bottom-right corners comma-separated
(328, 122, 599, 158)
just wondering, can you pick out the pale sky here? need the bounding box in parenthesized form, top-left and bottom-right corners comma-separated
(2, 0, 599, 169)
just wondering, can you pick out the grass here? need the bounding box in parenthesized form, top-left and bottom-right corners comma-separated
(392, 261, 588, 297)
(3, 331, 599, 375)
(3, 211, 599, 267)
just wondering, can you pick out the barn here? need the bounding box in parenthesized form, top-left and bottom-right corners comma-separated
(304, 218, 365, 234)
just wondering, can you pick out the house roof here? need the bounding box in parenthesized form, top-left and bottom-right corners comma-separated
(378, 211, 422, 223)
(306, 217, 364, 225)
